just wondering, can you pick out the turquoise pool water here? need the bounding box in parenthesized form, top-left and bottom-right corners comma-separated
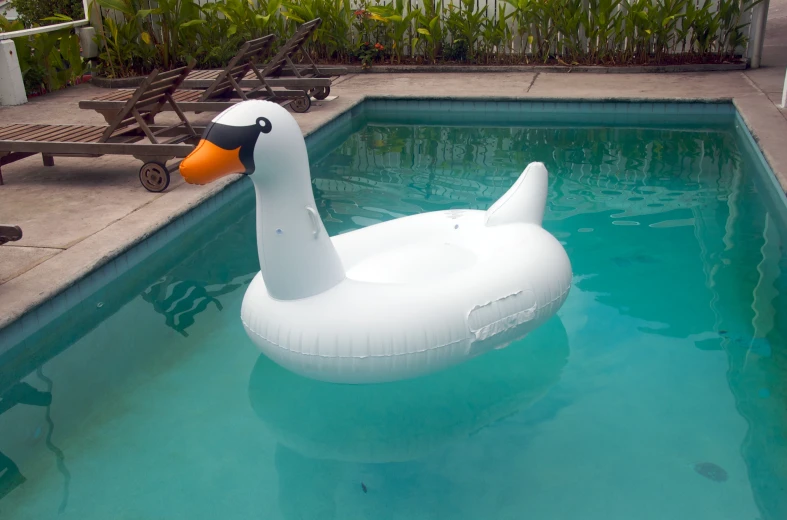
(1, 101, 786, 519)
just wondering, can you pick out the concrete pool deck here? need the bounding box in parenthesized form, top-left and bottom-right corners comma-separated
(3, 37, 787, 331)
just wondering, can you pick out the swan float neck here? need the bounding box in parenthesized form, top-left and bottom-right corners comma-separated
(249, 128, 345, 300)
(179, 101, 345, 300)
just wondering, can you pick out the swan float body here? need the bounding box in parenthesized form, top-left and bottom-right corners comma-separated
(180, 100, 572, 384)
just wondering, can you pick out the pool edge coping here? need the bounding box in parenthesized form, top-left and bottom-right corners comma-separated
(1, 94, 785, 350)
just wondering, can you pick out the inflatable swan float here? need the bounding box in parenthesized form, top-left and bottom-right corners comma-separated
(180, 100, 572, 384)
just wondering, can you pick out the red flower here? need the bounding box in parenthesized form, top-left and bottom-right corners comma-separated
(374, 42, 384, 50)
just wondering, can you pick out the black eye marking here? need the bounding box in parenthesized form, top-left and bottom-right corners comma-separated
(257, 117, 272, 134)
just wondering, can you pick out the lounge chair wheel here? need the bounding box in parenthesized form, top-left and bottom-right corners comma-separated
(290, 96, 311, 113)
(139, 162, 170, 193)
(310, 87, 330, 100)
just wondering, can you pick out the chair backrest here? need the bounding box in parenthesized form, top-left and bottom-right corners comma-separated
(257, 19, 321, 79)
(100, 60, 196, 142)
(200, 35, 276, 101)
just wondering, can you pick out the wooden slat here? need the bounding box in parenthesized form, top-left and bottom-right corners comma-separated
(246, 40, 272, 53)
(171, 90, 203, 102)
(136, 96, 171, 110)
(136, 84, 179, 104)
(0, 125, 110, 143)
(26, 126, 76, 142)
(0, 125, 29, 138)
(100, 69, 160, 142)
(107, 90, 135, 101)
(17, 125, 81, 142)
(145, 75, 184, 93)
(56, 125, 97, 142)
(92, 91, 126, 101)
(152, 66, 192, 82)
(1, 125, 49, 140)
(5, 125, 50, 139)
(228, 63, 249, 76)
(187, 69, 216, 80)
(7, 125, 49, 140)
(68, 127, 105, 143)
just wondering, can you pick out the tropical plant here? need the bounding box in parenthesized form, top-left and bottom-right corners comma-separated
(10, 0, 84, 26)
(414, 0, 444, 63)
(445, 0, 486, 60)
(583, 0, 622, 63)
(480, 5, 512, 63)
(366, 0, 420, 63)
(717, 0, 763, 57)
(283, 0, 354, 61)
(0, 13, 84, 94)
(82, 0, 763, 74)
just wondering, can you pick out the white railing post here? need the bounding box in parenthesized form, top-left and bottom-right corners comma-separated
(780, 68, 787, 108)
(0, 39, 27, 106)
(750, 0, 771, 69)
(0, 0, 91, 106)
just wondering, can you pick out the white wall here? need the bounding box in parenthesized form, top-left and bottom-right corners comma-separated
(0, 0, 18, 20)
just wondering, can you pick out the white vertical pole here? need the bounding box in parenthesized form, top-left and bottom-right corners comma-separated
(0, 39, 27, 106)
(781, 68, 787, 108)
(750, 0, 771, 69)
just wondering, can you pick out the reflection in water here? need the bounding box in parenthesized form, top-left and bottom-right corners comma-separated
(141, 277, 227, 337)
(312, 125, 741, 232)
(35, 368, 70, 513)
(139, 210, 259, 336)
(251, 318, 569, 518)
(310, 122, 787, 519)
(250, 317, 568, 463)
(0, 376, 66, 505)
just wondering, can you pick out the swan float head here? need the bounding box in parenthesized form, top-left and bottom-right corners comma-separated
(181, 100, 346, 301)
(180, 100, 300, 184)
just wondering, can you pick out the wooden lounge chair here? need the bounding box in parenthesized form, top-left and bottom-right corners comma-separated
(182, 19, 347, 102)
(1, 62, 203, 193)
(80, 35, 308, 122)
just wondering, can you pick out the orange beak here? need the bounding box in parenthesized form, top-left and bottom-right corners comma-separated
(180, 139, 245, 185)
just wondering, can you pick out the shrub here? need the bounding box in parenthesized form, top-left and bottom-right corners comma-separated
(10, 0, 84, 26)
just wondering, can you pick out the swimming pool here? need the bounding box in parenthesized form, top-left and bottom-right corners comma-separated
(0, 99, 785, 519)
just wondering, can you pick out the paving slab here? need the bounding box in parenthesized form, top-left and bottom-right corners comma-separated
(529, 71, 757, 99)
(0, 245, 59, 284)
(337, 72, 536, 96)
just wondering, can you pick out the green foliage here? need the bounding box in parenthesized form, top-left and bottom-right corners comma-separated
(0, 14, 84, 94)
(85, 0, 762, 76)
(10, 0, 84, 26)
(445, 0, 486, 60)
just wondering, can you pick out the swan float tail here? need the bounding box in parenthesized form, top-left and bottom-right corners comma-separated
(485, 162, 548, 227)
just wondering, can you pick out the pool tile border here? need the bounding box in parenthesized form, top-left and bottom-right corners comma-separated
(0, 179, 249, 354)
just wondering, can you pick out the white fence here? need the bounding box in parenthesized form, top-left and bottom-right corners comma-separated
(95, 0, 766, 61)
